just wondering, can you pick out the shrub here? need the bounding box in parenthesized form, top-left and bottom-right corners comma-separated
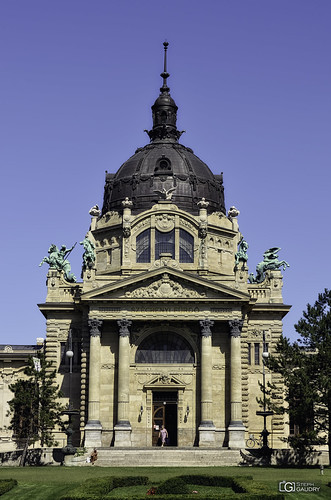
(112, 476, 149, 488)
(179, 474, 252, 488)
(156, 477, 190, 495)
(0, 479, 18, 496)
(60, 475, 149, 500)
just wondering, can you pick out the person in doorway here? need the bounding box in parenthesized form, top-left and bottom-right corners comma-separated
(90, 448, 98, 464)
(159, 425, 168, 447)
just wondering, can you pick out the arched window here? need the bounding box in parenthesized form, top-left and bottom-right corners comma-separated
(135, 332, 195, 364)
(179, 229, 194, 263)
(155, 229, 175, 259)
(136, 229, 150, 263)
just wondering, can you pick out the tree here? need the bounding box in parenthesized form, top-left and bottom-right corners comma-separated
(266, 289, 331, 465)
(8, 354, 65, 466)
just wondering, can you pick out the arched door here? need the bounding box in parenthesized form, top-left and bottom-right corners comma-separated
(152, 391, 178, 446)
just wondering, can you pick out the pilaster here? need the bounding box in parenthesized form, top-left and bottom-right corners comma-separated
(84, 318, 103, 448)
(114, 319, 132, 447)
(228, 319, 246, 449)
(198, 319, 216, 447)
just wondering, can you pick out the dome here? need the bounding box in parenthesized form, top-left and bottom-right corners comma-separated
(102, 142, 225, 215)
(102, 43, 226, 216)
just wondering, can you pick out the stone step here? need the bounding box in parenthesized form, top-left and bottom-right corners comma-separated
(90, 448, 241, 467)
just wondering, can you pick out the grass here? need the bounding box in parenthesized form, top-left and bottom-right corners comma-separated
(0, 466, 330, 499)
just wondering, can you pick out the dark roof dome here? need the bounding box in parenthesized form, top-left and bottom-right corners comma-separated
(102, 42, 225, 216)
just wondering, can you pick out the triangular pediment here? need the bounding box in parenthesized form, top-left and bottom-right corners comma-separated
(81, 267, 250, 302)
(144, 374, 186, 390)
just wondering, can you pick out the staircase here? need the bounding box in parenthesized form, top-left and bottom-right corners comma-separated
(89, 448, 241, 467)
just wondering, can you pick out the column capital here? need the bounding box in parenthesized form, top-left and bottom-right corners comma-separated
(88, 318, 103, 337)
(117, 319, 132, 337)
(228, 319, 243, 338)
(200, 319, 214, 337)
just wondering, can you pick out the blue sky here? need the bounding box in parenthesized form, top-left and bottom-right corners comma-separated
(1, 0, 330, 345)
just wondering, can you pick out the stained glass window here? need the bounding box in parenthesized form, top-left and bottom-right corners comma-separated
(135, 332, 194, 364)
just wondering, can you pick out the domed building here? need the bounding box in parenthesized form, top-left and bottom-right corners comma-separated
(27, 44, 290, 460)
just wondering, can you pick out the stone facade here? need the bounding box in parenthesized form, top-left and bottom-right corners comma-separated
(36, 204, 290, 450)
(0, 342, 43, 452)
(1, 46, 291, 452)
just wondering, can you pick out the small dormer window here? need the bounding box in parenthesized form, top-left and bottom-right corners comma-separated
(154, 156, 172, 175)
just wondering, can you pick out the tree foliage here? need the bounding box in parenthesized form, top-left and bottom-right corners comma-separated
(266, 289, 331, 465)
(8, 354, 65, 465)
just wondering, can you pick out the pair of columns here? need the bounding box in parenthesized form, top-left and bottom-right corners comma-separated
(199, 318, 245, 448)
(85, 317, 246, 449)
(84, 318, 132, 448)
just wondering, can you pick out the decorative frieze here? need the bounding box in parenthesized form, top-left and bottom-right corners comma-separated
(125, 274, 206, 299)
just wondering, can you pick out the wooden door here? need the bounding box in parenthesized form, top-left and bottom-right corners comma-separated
(152, 403, 165, 446)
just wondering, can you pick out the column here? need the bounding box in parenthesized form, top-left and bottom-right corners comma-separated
(228, 319, 246, 449)
(198, 319, 216, 447)
(114, 319, 132, 447)
(84, 318, 103, 448)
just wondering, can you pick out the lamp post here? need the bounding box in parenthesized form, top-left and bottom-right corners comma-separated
(256, 331, 273, 456)
(62, 330, 79, 456)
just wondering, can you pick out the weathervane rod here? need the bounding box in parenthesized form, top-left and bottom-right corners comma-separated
(161, 41, 170, 91)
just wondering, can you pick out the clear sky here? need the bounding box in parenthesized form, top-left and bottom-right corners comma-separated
(1, 0, 330, 346)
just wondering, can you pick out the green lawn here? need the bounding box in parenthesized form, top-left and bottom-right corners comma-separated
(0, 466, 330, 499)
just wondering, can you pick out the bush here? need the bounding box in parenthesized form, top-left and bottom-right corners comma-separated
(0, 479, 18, 496)
(60, 476, 149, 500)
(112, 476, 149, 488)
(156, 477, 190, 495)
(179, 474, 252, 488)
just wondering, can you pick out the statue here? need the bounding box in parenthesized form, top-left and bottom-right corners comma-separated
(153, 186, 176, 200)
(235, 238, 249, 269)
(39, 243, 77, 283)
(249, 247, 289, 283)
(80, 237, 96, 270)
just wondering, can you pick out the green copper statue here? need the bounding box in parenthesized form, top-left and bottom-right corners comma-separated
(39, 243, 77, 283)
(80, 237, 96, 270)
(235, 238, 249, 269)
(249, 247, 289, 283)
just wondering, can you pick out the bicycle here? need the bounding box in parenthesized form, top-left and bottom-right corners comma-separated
(246, 433, 262, 448)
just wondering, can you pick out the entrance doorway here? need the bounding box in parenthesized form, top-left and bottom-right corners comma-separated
(152, 391, 177, 446)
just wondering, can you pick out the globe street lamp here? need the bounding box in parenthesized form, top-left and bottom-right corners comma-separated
(62, 330, 79, 457)
(256, 331, 273, 457)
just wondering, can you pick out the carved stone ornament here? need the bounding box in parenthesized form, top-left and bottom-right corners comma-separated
(155, 214, 175, 232)
(89, 204, 101, 217)
(117, 319, 132, 337)
(3, 345, 13, 352)
(88, 318, 103, 337)
(228, 319, 244, 338)
(122, 197, 133, 208)
(197, 197, 209, 209)
(200, 319, 214, 337)
(125, 274, 206, 299)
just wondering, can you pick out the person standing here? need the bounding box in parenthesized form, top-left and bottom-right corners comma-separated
(159, 425, 168, 447)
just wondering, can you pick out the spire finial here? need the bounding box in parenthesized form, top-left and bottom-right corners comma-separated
(160, 41, 170, 93)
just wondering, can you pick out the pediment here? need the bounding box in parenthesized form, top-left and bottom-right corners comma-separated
(143, 374, 186, 390)
(81, 267, 250, 302)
